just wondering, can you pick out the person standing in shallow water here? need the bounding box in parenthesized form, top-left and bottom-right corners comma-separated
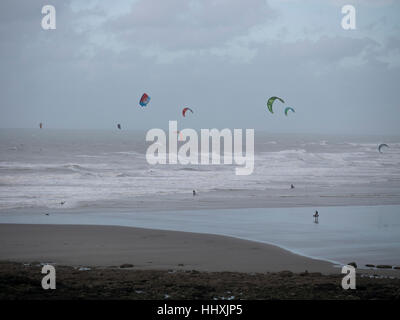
(193, 190, 196, 196)
(313, 210, 319, 223)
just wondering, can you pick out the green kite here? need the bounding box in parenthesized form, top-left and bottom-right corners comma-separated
(267, 96, 285, 114)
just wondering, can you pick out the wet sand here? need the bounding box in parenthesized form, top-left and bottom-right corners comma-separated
(0, 223, 337, 273)
(2, 205, 399, 267)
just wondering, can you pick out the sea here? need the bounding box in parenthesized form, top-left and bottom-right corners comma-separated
(1, 128, 400, 210)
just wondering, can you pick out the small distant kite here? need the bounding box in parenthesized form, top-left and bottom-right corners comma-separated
(139, 93, 151, 107)
(182, 107, 194, 117)
(378, 143, 389, 153)
(267, 96, 285, 114)
(284, 107, 295, 116)
(117, 124, 121, 130)
(174, 130, 183, 140)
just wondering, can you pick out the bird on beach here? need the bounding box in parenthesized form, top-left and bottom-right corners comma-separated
(60, 201, 66, 206)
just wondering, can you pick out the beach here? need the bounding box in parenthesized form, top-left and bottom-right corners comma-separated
(2, 204, 400, 267)
(1, 223, 400, 300)
(0, 224, 336, 273)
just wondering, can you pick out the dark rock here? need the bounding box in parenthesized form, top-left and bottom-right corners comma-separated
(365, 264, 375, 268)
(394, 266, 400, 270)
(309, 272, 322, 277)
(314, 283, 336, 290)
(376, 265, 392, 269)
(120, 264, 134, 268)
(278, 270, 293, 277)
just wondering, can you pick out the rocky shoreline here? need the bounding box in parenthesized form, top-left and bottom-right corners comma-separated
(1, 262, 399, 300)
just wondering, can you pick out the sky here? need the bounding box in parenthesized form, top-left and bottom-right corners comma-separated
(0, 0, 399, 134)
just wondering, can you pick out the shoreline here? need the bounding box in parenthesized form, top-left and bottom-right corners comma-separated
(2, 261, 400, 300)
(2, 222, 400, 300)
(1, 223, 399, 300)
(2, 187, 400, 214)
(1, 223, 399, 277)
(0, 223, 338, 274)
(1, 204, 400, 268)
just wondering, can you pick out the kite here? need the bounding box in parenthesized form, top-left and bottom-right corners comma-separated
(267, 96, 285, 114)
(182, 107, 194, 117)
(378, 143, 389, 153)
(284, 107, 295, 116)
(139, 93, 151, 107)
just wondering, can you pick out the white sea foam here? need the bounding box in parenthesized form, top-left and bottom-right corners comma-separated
(0, 129, 400, 209)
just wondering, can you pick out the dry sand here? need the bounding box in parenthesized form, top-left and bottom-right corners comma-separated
(0, 223, 338, 274)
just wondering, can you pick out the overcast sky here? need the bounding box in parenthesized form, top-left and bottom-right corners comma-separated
(0, 0, 399, 134)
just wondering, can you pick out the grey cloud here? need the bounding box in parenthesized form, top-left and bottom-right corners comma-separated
(0, 0, 399, 135)
(105, 0, 274, 50)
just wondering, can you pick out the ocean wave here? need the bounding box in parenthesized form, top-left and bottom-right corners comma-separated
(0, 163, 104, 175)
(116, 173, 132, 178)
(177, 167, 212, 172)
(75, 155, 104, 158)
